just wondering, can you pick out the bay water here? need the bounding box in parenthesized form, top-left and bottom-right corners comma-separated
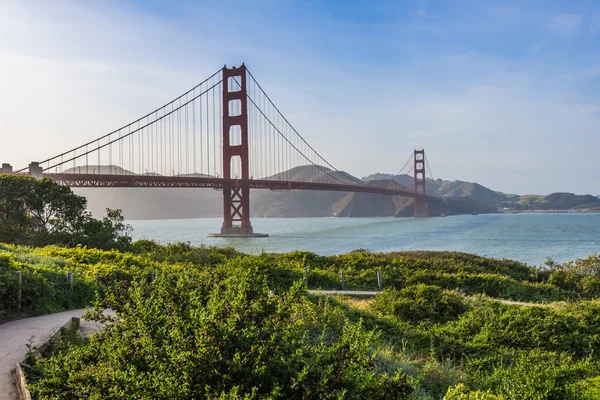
(130, 213, 600, 266)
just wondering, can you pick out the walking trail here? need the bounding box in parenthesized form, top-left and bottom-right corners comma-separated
(0, 309, 94, 400)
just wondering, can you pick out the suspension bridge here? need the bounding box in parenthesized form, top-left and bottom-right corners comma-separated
(3, 64, 438, 237)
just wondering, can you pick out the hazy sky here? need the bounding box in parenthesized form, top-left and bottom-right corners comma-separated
(1, 0, 599, 195)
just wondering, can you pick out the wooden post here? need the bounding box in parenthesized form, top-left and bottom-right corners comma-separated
(377, 271, 383, 291)
(303, 267, 308, 287)
(16, 271, 22, 310)
(150, 271, 155, 281)
(340, 270, 345, 290)
(67, 271, 73, 306)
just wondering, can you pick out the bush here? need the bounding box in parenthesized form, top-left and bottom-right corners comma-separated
(445, 383, 505, 399)
(6, 243, 600, 398)
(372, 284, 468, 324)
(462, 349, 600, 400)
(31, 267, 413, 399)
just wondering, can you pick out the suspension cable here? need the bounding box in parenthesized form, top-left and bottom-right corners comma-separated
(393, 153, 414, 177)
(42, 79, 223, 172)
(424, 153, 435, 181)
(230, 75, 362, 185)
(245, 68, 362, 184)
(16, 68, 223, 172)
(245, 96, 360, 186)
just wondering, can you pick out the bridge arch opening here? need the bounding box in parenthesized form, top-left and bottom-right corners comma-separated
(228, 99, 241, 117)
(230, 155, 242, 179)
(229, 125, 242, 146)
(227, 76, 242, 92)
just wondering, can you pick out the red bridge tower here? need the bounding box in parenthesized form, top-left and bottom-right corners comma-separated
(210, 64, 267, 237)
(413, 149, 428, 217)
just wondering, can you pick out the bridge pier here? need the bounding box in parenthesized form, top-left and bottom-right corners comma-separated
(0, 163, 12, 174)
(208, 64, 267, 238)
(414, 198, 428, 217)
(28, 162, 43, 179)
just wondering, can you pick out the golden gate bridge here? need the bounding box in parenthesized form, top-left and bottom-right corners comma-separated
(4, 64, 437, 237)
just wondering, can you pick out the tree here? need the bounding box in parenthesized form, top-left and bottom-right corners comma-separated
(0, 175, 33, 244)
(0, 174, 132, 249)
(25, 178, 88, 245)
(77, 208, 132, 251)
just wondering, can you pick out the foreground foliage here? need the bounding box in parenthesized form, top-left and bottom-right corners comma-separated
(32, 267, 413, 399)
(3, 243, 600, 398)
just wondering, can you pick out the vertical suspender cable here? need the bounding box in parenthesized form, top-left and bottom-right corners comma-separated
(192, 90, 196, 174)
(212, 77, 216, 177)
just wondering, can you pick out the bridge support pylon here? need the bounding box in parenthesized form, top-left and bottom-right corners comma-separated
(208, 64, 267, 238)
(413, 149, 428, 217)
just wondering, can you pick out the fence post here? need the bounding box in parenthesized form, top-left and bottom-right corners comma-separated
(149, 271, 155, 282)
(67, 271, 73, 306)
(303, 267, 308, 287)
(16, 271, 22, 310)
(340, 270, 345, 290)
(377, 271, 383, 291)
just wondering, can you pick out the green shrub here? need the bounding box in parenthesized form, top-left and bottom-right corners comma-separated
(463, 349, 600, 400)
(566, 376, 600, 400)
(445, 383, 505, 399)
(31, 268, 413, 399)
(372, 284, 468, 324)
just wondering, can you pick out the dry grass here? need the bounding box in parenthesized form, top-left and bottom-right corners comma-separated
(338, 296, 375, 311)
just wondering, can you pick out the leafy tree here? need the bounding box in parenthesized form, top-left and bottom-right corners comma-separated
(25, 177, 88, 245)
(77, 208, 132, 250)
(0, 174, 131, 249)
(0, 175, 32, 243)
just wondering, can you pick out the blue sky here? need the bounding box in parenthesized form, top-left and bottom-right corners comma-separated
(1, 0, 599, 195)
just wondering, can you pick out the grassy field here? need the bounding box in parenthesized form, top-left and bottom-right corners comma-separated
(2, 242, 600, 399)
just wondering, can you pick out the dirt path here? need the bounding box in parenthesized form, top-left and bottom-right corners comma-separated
(0, 309, 90, 400)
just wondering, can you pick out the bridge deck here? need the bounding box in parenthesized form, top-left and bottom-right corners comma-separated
(42, 173, 432, 200)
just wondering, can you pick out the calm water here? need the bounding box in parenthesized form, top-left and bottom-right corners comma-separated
(129, 213, 600, 266)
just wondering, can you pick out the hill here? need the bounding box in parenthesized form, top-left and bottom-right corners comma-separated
(365, 173, 600, 212)
(6, 244, 600, 398)
(331, 180, 415, 217)
(503, 192, 600, 211)
(363, 173, 507, 207)
(74, 167, 488, 219)
(66, 165, 597, 219)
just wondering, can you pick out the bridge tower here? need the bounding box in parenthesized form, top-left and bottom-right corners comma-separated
(213, 64, 267, 237)
(413, 149, 428, 217)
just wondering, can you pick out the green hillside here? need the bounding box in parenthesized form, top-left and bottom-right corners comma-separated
(4, 243, 600, 399)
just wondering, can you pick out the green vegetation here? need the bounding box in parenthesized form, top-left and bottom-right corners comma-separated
(3, 244, 600, 399)
(0, 174, 131, 249)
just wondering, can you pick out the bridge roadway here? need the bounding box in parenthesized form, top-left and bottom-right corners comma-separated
(43, 173, 432, 200)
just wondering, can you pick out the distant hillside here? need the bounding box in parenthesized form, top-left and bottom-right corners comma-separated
(64, 165, 214, 178)
(363, 173, 506, 207)
(266, 165, 359, 184)
(64, 165, 134, 175)
(502, 192, 600, 211)
(67, 165, 596, 220)
(363, 173, 600, 212)
(331, 180, 414, 217)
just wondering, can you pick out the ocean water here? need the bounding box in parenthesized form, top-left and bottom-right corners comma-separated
(129, 213, 600, 266)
